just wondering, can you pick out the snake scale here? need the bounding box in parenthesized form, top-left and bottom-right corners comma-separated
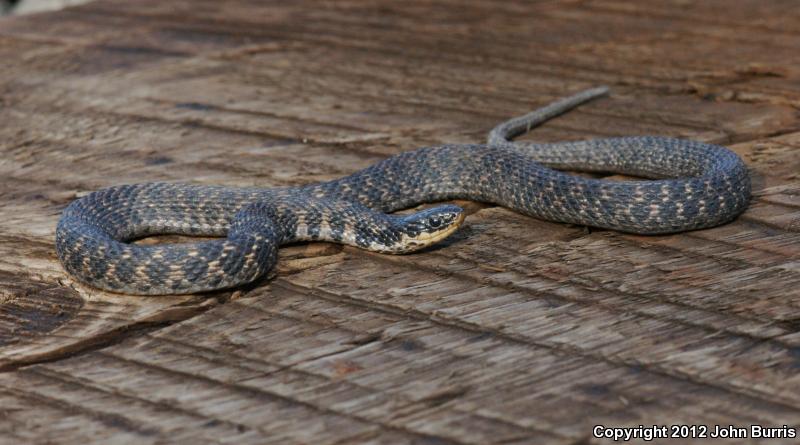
(56, 87, 751, 295)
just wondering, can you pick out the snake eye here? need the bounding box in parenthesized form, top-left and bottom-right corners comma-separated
(429, 217, 442, 228)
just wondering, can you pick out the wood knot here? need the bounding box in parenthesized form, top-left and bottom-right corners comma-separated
(0, 276, 83, 346)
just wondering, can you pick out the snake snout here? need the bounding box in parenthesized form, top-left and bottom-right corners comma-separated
(393, 204, 465, 253)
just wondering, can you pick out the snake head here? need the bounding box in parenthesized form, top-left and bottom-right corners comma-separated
(393, 204, 465, 253)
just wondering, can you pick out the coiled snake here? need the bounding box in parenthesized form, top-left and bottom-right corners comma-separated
(56, 87, 751, 295)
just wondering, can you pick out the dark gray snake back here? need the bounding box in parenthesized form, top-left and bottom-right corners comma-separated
(56, 87, 751, 295)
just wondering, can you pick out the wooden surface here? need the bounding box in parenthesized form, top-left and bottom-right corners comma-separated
(1, 1, 799, 443)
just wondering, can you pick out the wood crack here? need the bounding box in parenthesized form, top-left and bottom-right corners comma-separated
(273, 279, 800, 411)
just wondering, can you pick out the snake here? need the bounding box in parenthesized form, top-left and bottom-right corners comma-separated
(55, 86, 751, 295)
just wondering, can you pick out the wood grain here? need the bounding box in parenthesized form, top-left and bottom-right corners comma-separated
(1, 0, 798, 443)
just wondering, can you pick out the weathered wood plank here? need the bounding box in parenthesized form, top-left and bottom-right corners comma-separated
(1, 0, 799, 443)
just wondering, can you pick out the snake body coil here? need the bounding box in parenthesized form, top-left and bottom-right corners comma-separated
(56, 87, 751, 295)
